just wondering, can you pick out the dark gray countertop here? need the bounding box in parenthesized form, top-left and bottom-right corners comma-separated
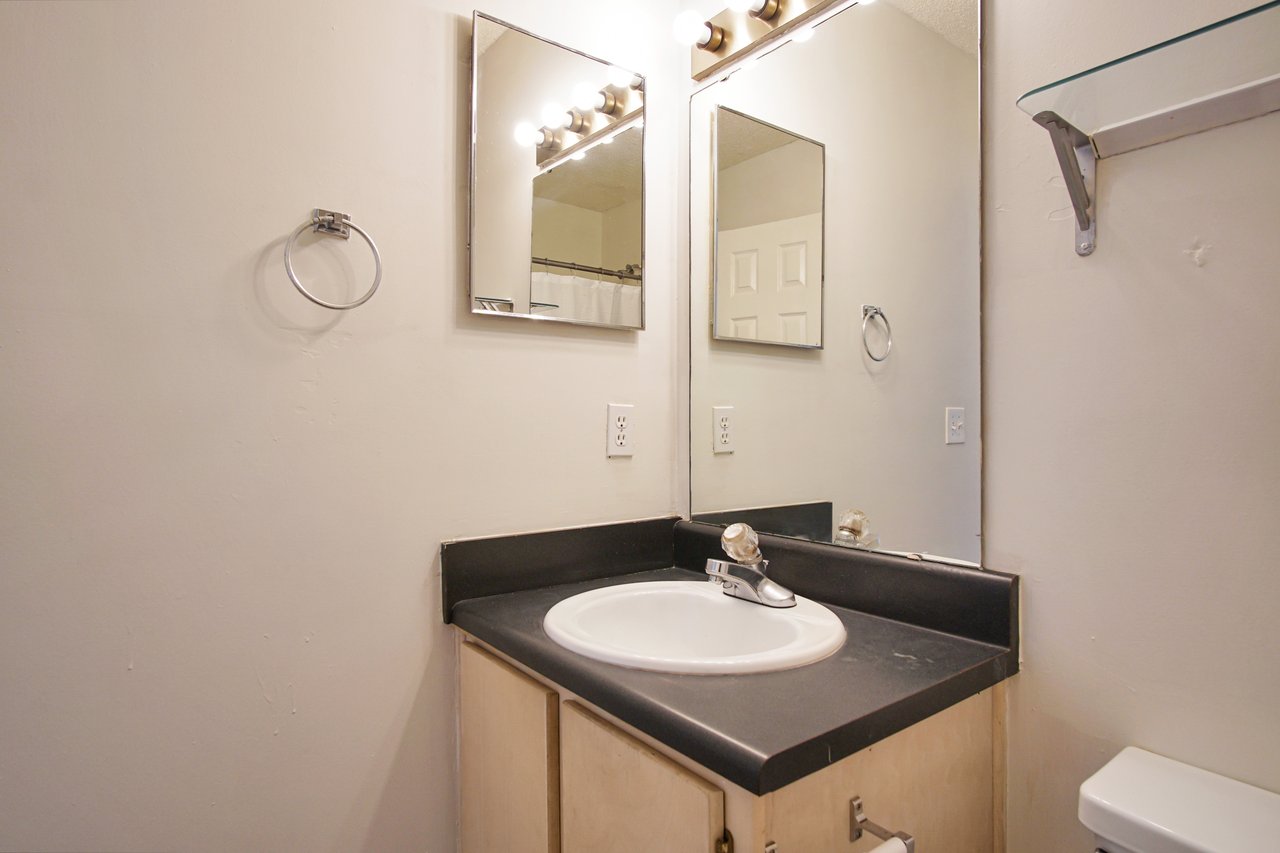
(452, 566, 1015, 794)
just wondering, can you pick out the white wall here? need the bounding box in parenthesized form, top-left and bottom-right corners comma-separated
(983, 1, 1280, 849)
(716, 139, 824, 231)
(602, 197, 643, 271)
(471, 26, 542, 311)
(690, 3, 981, 559)
(532, 198, 605, 266)
(0, 1, 683, 850)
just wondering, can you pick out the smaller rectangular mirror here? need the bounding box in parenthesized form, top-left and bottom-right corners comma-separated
(470, 13, 645, 330)
(714, 107, 824, 348)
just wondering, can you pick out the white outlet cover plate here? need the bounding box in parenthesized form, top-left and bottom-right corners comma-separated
(712, 405, 734, 454)
(607, 403, 635, 457)
(945, 407, 966, 445)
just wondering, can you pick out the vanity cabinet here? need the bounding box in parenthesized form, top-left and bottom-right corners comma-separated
(459, 642, 560, 853)
(459, 640, 998, 853)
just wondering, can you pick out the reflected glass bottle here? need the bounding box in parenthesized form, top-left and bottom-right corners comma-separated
(833, 509, 879, 550)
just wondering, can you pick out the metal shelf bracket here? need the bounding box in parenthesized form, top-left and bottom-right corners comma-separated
(1033, 111, 1097, 256)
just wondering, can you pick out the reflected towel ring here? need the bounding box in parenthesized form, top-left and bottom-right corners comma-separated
(283, 208, 382, 310)
(861, 304, 892, 362)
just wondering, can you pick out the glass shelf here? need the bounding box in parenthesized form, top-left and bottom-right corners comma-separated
(1017, 2, 1280, 255)
(1018, 1, 1280, 154)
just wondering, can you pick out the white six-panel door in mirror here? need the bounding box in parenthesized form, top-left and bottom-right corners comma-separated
(714, 107, 824, 348)
(718, 217, 822, 345)
(690, 0, 981, 562)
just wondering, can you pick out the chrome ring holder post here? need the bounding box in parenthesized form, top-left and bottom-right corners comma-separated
(283, 208, 383, 310)
(861, 304, 892, 362)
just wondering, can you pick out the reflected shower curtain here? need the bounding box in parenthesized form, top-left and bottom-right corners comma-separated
(530, 272, 641, 327)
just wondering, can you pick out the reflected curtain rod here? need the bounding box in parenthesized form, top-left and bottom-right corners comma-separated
(531, 256, 642, 283)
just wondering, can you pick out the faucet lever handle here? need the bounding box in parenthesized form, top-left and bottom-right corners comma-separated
(721, 522, 762, 566)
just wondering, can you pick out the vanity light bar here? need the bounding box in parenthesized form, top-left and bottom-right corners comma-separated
(535, 110, 643, 176)
(681, 0, 863, 81)
(515, 69, 642, 153)
(728, 0, 781, 21)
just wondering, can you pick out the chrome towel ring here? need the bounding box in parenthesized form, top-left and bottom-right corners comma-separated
(283, 208, 382, 310)
(861, 304, 892, 362)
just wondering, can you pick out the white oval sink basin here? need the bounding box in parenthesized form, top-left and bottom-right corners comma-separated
(543, 580, 846, 674)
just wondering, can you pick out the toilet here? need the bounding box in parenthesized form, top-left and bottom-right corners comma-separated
(1080, 747, 1280, 852)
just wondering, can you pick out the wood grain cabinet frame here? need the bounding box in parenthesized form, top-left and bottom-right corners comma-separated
(459, 642, 560, 853)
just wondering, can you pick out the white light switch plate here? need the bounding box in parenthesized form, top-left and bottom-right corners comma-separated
(713, 406, 734, 454)
(607, 403, 635, 457)
(945, 407, 966, 444)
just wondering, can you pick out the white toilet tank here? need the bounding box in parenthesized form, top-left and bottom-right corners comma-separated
(1079, 747, 1280, 852)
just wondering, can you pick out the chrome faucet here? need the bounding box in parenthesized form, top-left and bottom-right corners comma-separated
(705, 523, 796, 608)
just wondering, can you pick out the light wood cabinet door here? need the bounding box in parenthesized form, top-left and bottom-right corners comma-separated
(560, 701, 726, 853)
(760, 690, 994, 852)
(459, 642, 560, 853)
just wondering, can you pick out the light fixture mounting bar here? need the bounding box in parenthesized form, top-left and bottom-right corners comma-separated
(691, 0, 851, 81)
(535, 109, 643, 176)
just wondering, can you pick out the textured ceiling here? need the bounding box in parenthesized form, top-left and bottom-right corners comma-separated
(533, 126, 643, 212)
(885, 0, 978, 57)
(716, 108, 803, 170)
(474, 17, 506, 58)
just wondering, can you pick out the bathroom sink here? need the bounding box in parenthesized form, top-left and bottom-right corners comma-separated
(542, 580, 846, 674)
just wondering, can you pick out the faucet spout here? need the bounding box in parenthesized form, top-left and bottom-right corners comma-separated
(705, 559, 796, 607)
(705, 524, 796, 608)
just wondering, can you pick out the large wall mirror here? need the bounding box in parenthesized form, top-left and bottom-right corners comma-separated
(690, 0, 981, 562)
(471, 13, 645, 329)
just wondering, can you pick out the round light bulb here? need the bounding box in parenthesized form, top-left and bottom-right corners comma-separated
(571, 83, 600, 112)
(513, 122, 540, 147)
(673, 10, 712, 47)
(540, 102, 568, 129)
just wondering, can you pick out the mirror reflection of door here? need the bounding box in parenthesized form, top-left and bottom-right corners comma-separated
(713, 107, 824, 348)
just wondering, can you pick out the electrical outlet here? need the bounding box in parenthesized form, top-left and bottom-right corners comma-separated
(712, 406, 734, 454)
(606, 403, 635, 457)
(945, 407, 966, 445)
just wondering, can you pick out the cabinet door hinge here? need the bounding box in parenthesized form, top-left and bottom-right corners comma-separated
(714, 829, 733, 853)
